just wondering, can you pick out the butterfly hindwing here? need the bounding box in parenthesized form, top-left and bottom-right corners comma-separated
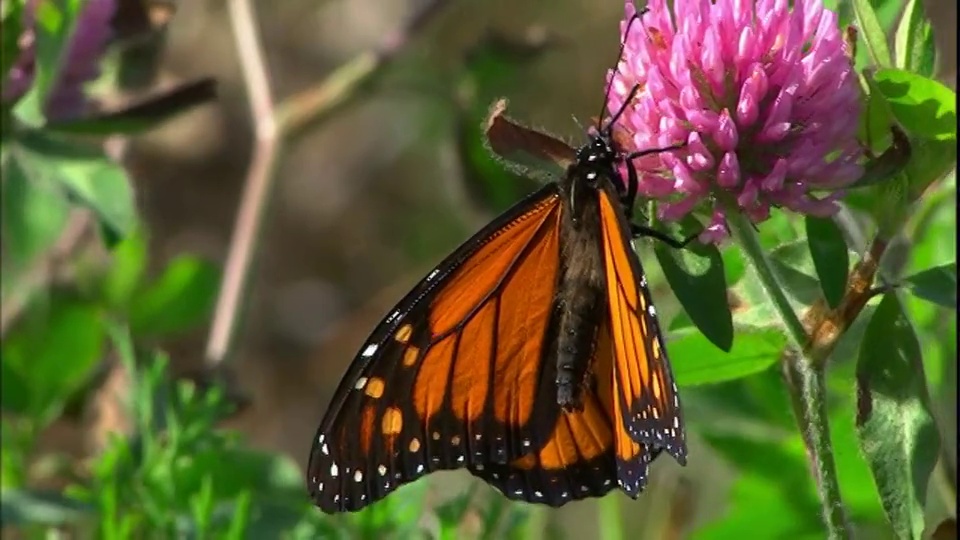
(597, 186, 687, 465)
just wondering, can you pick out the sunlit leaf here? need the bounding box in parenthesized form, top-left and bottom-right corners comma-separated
(806, 216, 850, 308)
(874, 69, 956, 142)
(129, 256, 220, 337)
(902, 262, 956, 308)
(856, 294, 940, 539)
(654, 221, 732, 352)
(670, 329, 784, 387)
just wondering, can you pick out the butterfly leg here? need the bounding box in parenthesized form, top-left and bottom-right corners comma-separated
(621, 157, 640, 219)
(620, 142, 688, 218)
(630, 224, 698, 249)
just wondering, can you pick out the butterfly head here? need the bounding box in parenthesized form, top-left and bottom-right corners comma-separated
(574, 131, 620, 187)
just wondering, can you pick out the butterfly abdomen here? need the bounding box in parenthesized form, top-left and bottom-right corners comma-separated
(554, 171, 608, 411)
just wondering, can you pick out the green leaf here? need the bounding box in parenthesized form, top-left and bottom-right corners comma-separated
(130, 256, 220, 337)
(14, 132, 138, 238)
(768, 240, 820, 306)
(653, 224, 732, 352)
(691, 474, 822, 539)
(224, 491, 252, 540)
(348, 481, 427, 539)
(435, 484, 479, 539)
(52, 157, 137, 240)
(99, 230, 149, 308)
(806, 216, 850, 309)
(902, 262, 956, 308)
(858, 72, 898, 156)
(189, 475, 215, 537)
(670, 329, 785, 387)
(694, 435, 822, 539)
(894, 0, 936, 77)
(1, 149, 71, 274)
(685, 368, 797, 439)
(0, 297, 104, 422)
(852, 0, 893, 68)
(874, 69, 957, 142)
(856, 294, 941, 540)
(903, 137, 957, 205)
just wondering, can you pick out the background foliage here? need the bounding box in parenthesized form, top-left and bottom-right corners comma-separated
(1, 0, 955, 538)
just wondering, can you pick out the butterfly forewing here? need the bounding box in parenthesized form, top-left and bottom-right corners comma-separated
(308, 184, 594, 512)
(598, 187, 686, 464)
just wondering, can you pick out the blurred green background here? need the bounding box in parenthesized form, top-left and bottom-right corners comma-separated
(1, 0, 956, 538)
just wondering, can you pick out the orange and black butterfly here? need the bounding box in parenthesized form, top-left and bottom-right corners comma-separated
(307, 15, 688, 514)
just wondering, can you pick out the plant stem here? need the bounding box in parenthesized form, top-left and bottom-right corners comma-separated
(597, 494, 623, 540)
(725, 211, 808, 349)
(726, 211, 850, 539)
(205, 0, 453, 367)
(782, 350, 850, 539)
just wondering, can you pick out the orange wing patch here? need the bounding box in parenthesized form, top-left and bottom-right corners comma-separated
(473, 323, 656, 504)
(598, 188, 686, 466)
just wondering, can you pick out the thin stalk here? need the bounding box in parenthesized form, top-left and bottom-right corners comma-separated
(726, 211, 850, 539)
(725, 211, 808, 349)
(597, 494, 624, 540)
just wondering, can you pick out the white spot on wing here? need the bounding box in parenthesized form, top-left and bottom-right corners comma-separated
(355, 377, 368, 389)
(354, 470, 363, 482)
(330, 463, 339, 477)
(361, 344, 378, 358)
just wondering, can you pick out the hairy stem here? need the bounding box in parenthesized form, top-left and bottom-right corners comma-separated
(726, 211, 850, 538)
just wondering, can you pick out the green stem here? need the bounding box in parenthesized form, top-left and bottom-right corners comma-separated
(726, 211, 808, 349)
(598, 494, 624, 540)
(726, 211, 850, 539)
(782, 351, 850, 539)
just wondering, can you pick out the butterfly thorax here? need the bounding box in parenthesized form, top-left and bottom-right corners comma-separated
(553, 134, 622, 411)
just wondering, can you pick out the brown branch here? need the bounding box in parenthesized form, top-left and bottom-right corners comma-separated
(204, 0, 454, 367)
(800, 236, 889, 369)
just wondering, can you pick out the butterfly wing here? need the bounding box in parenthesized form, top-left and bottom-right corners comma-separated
(309, 183, 622, 512)
(597, 185, 687, 466)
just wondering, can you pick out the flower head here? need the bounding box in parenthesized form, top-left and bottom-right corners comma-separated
(608, 0, 862, 243)
(4, 0, 117, 121)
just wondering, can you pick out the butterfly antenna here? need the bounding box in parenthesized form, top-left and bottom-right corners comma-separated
(597, 9, 644, 135)
(605, 83, 641, 135)
(571, 114, 586, 133)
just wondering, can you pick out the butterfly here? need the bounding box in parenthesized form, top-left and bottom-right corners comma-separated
(306, 13, 689, 514)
